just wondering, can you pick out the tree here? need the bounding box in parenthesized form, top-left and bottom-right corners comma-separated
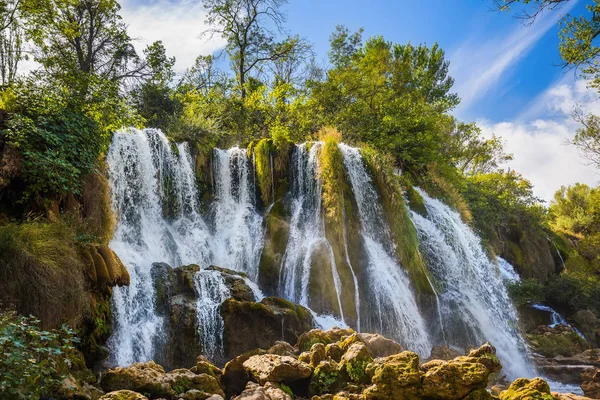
(550, 183, 600, 236)
(179, 54, 228, 95)
(268, 35, 314, 89)
(0, 23, 23, 86)
(328, 25, 363, 68)
(572, 108, 600, 168)
(24, 0, 147, 97)
(202, 0, 292, 99)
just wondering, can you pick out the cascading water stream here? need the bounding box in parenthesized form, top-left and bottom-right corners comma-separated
(278, 143, 345, 319)
(409, 188, 534, 379)
(339, 144, 431, 356)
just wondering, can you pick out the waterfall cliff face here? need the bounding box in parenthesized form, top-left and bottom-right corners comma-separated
(106, 128, 538, 374)
(409, 188, 533, 379)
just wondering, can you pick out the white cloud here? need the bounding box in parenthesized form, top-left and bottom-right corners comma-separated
(450, 1, 577, 116)
(119, 0, 227, 74)
(478, 76, 600, 202)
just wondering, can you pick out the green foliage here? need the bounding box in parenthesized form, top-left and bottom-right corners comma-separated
(549, 183, 600, 237)
(318, 128, 345, 225)
(527, 330, 590, 357)
(279, 383, 293, 397)
(0, 309, 78, 399)
(249, 138, 274, 204)
(1, 82, 104, 201)
(507, 279, 545, 307)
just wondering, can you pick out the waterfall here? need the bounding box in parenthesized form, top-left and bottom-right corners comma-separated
(409, 188, 534, 379)
(339, 144, 431, 356)
(278, 144, 344, 318)
(211, 147, 264, 280)
(194, 270, 231, 361)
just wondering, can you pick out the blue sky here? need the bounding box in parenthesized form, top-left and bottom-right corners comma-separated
(118, 0, 599, 200)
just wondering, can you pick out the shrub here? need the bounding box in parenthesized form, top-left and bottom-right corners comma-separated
(507, 279, 545, 307)
(0, 309, 78, 399)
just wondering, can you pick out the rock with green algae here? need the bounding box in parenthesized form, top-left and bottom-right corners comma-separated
(99, 390, 149, 400)
(189, 356, 223, 379)
(340, 342, 373, 384)
(418, 359, 490, 400)
(362, 351, 422, 400)
(163, 369, 225, 398)
(268, 341, 297, 357)
(462, 388, 495, 400)
(297, 328, 356, 352)
(309, 360, 346, 396)
(309, 343, 328, 367)
(243, 354, 312, 384)
(499, 378, 554, 400)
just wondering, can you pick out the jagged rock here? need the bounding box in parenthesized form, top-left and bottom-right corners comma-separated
(99, 390, 149, 400)
(243, 354, 312, 384)
(357, 333, 403, 358)
(419, 359, 490, 400)
(429, 345, 462, 361)
(222, 349, 268, 398)
(56, 374, 104, 400)
(499, 377, 554, 400)
(526, 325, 590, 358)
(268, 341, 296, 357)
(190, 356, 223, 379)
(163, 369, 225, 398)
(552, 393, 595, 400)
(221, 297, 315, 360)
(309, 343, 327, 367)
(101, 361, 171, 397)
(340, 342, 373, 384)
(420, 359, 446, 372)
(326, 343, 345, 362)
(232, 382, 292, 400)
(309, 360, 346, 396)
(581, 368, 600, 399)
(534, 349, 600, 383)
(297, 328, 356, 352)
(363, 351, 422, 400)
(464, 343, 502, 374)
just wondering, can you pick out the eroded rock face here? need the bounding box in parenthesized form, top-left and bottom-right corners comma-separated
(419, 360, 490, 400)
(243, 354, 312, 384)
(221, 297, 315, 360)
(581, 368, 600, 399)
(363, 351, 422, 400)
(357, 333, 403, 358)
(99, 390, 149, 400)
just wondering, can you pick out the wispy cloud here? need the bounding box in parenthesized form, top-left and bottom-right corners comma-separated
(450, 1, 577, 116)
(120, 0, 226, 75)
(479, 75, 599, 202)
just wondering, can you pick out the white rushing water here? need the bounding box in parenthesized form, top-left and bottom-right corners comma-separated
(278, 143, 345, 319)
(339, 144, 431, 356)
(107, 129, 264, 365)
(409, 188, 534, 379)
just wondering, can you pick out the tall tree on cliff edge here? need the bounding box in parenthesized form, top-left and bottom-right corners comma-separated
(496, 0, 600, 168)
(202, 0, 297, 100)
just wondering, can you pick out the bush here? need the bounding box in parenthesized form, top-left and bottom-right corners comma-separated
(507, 279, 545, 307)
(0, 309, 78, 399)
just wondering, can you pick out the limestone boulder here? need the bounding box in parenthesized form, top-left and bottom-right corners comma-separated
(232, 381, 292, 400)
(357, 333, 403, 358)
(101, 361, 171, 398)
(339, 342, 373, 384)
(243, 354, 312, 384)
(419, 359, 490, 400)
(499, 377, 554, 400)
(99, 391, 149, 400)
(363, 351, 422, 400)
(429, 345, 462, 361)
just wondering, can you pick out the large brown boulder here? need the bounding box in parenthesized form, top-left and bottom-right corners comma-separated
(339, 342, 373, 384)
(222, 349, 268, 398)
(357, 333, 403, 358)
(429, 345, 462, 361)
(243, 354, 312, 384)
(297, 328, 356, 352)
(221, 297, 315, 360)
(581, 368, 600, 399)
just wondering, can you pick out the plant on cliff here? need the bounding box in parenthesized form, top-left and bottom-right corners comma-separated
(0, 308, 78, 399)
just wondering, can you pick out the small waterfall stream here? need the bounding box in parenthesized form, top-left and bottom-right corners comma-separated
(409, 188, 534, 379)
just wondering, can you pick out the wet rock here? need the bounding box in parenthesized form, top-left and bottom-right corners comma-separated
(419, 359, 490, 400)
(340, 342, 373, 384)
(499, 377, 554, 400)
(357, 333, 403, 358)
(221, 297, 315, 360)
(428, 345, 462, 361)
(99, 391, 149, 400)
(243, 354, 312, 384)
(205, 266, 256, 302)
(232, 382, 292, 400)
(363, 351, 422, 400)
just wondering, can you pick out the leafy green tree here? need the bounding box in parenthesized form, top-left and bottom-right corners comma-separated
(0, 23, 23, 86)
(550, 183, 600, 236)
(202, 0, 293, 99)
(0, 309, 78, 399)
(132, 41, 177, 129)
(572, 109, 600, 168)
